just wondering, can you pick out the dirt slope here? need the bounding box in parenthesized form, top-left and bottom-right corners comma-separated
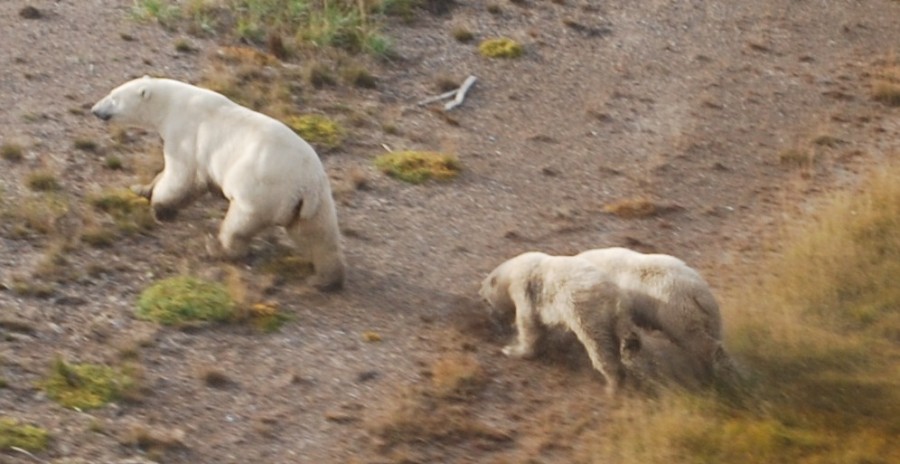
(1, 0, 898, 463)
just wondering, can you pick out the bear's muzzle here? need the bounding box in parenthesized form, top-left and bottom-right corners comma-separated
(91, 108, 112, 121)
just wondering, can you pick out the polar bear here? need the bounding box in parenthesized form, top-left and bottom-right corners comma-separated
(576, 247, 725, 382)
(91, 76, 345, 290)
(480, 251, 647, 395)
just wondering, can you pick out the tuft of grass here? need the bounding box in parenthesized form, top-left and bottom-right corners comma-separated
(872, 65, 900, 106)
(88, 188, 155, 235)
(1, 142, 24, 161)
(8, 276, 55, 298)
(1, 193, 70, 237)
(223, 265, 291, 332)
(118, 422, 185, 459)
(285, 114, 344, 150)
(342, 66, 378, 89)
(246, 301, 291, 333)
(478, 37, 523, 58)
(137, 276, 236, 326)
(585, 164, 900, 463)
(778, 147, 814, 168)
(104, 155, 124, 170)
(430, 354, 486, 400)
(200, 367, 234, 388)
(26, 171, 61, 192)
(80, 227, 117, 248)
(0, 417, 49, 452)
(131, 0, 180, 27)
(169, 0, 393, 57)
(602, 197, 659, 218)
(373, 396, 510, 452)
(362, 331, 382, 342)
(374, 151, 461, 184)
(872, 80, 900, 106)
(308, 62, 338, 88)
(260, 255, 315, 282)
(174, 38, 195, 53)
(452, 26, 474, 43)
(42, 358, 136, 410)
(73, 137, 99, 152)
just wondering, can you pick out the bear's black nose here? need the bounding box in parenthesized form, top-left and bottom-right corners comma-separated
(92, 109, 111, 121)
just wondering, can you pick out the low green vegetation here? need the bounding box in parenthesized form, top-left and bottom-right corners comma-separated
(1, 193, 70, 238)
(73, 138, 99, 152)
(478, 37, 523, 58)
(285, 114, 344, 150)
(88, 188, 155, 235)
(374, 151, 460, 184)
(0, 417, 49, 452)
(137, 276, 236, 326)
(43, 358, 136, 410)
(0, 142, 24, 161)
(26, 171, 61, 192)
(587, 164, 900, 463)
(140, 0, 400, 57)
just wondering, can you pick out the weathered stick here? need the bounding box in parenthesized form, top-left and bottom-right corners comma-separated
(417, 89, 459, 106)
(444, 75, 477, 111)
(416, 75, 478, 109)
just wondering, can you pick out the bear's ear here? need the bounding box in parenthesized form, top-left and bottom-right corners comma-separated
(142, 75, 150, 79)
(139, 86, 151, 100)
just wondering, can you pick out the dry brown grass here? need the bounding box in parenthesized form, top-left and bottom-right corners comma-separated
(583, 163, 900, 463)
(118, 422, 186, 461)
(371, 354, 509, 456)
(0, 142, 24, 162)
(778, 147, 815, 168)
(602, 197, 659, 218)
(872, 64, 900, 106)
(430, 353, 486, 399)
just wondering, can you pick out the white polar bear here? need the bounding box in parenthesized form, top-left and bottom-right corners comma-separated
(480, 251, 644, 395)
(575, 247, 726, 382)
(91, 76, 345, 290)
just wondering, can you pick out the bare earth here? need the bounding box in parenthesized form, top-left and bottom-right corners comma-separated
(1, 0, 898, 462)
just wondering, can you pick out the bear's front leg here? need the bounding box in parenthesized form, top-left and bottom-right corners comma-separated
(503, 294, 543, 359)
(130, 171, 164, 200)
(143, 167, 194, 222)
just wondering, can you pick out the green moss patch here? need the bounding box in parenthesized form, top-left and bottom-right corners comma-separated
(137, 276, 236, 326)
(43, 358, 135, 410)
(478, 38, 523, 59)
(285, 114, 344, 150)
(374, 151, 460, 184)
(0, 417, 49, 452)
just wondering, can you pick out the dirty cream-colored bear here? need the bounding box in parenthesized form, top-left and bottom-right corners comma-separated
(92, 76, 345, 290)
(576, 247, 726, 383)
(480, 251, 644, 395)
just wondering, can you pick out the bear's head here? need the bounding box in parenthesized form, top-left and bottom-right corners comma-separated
(91, 76, 160, 128)
(480, 252, 547, 325)
(479, 269, 514, 323)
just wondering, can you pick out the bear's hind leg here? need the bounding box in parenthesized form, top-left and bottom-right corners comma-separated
(286, 205, 345, 291)
(213, 201, 267, 260)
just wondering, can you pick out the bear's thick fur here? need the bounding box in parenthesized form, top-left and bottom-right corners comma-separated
(92, 76, 345, 290)
(576, 247, 725, 382)
(480, 252, 646, 395)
